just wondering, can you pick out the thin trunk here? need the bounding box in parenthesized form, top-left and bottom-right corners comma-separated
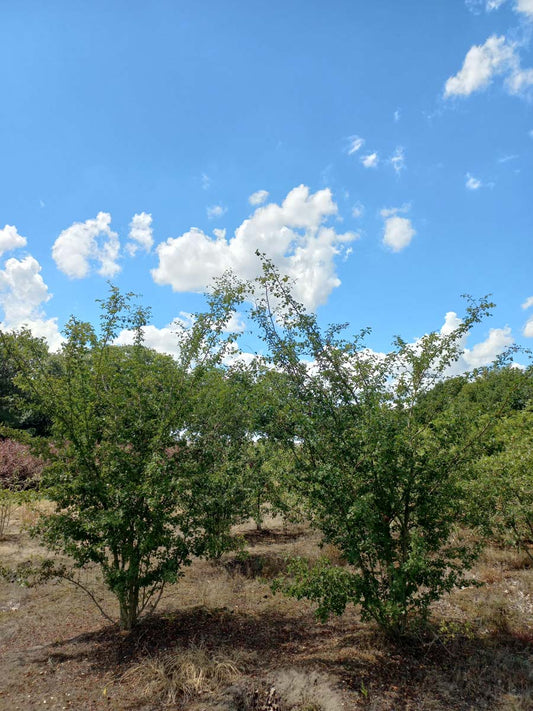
(119, 586, 139, 630)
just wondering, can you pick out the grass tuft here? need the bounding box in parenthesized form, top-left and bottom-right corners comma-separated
(122, 643, 244, 706)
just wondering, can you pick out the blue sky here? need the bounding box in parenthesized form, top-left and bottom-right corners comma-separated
(0, 0, 532, 365)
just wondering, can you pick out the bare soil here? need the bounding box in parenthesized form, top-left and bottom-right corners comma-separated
(1, 507, 531, 710)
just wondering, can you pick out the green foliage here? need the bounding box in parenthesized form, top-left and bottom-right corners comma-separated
(467, 405, 533, 560)
(240, 439, 292, 529)
(0, 330, 52, 435)
(4, 286, 254, 629)
(248, 257, 499, 637)
(423, 365, 533, 559)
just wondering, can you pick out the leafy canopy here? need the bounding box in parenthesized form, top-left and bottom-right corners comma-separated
(4, 286, 255, 629)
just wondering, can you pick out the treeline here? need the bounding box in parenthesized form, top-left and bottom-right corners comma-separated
(1, 265, 532, 638)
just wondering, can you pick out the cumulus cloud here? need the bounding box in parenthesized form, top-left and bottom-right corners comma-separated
(0, 225, 27, 257)
(249, 190, 269, 206)
(224, 311, 246, 333)
(445, 35, 515, 96)
(382, 216, 416, 252)
(522, 295, 533, 310)
(114, 320, 186, 359)
(201, 173, 211, 190)
(466, 173, 482, 190)
(0, 256, 63, 350)
(152, 185, 358, 311)
(347, 135, 365, 155)
(52, 212, 120, 279)
(463, 326, 514, 366)
(444, 35, 533, 98)
(361, 152, 379, 168)
(126, 212, 153, 256)
(439, 310, 514, 373)
(207, 204, 227, 220)
(114, 308, 246, 361)
(390, 146, 405, 174)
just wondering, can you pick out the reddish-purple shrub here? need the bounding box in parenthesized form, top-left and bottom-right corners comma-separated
(0, 439, 44, 490)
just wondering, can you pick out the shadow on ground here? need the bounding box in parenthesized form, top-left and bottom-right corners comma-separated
(28, 604, 532, 710)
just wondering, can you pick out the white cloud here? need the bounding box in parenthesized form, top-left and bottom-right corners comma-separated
(440, 311, 464, 336)
(114, 320, 187, 359)
(380, 203, 411, 219)
(351, 202, 365, 218)
(0, 255, 62, 350)
(361, 152, 379, 168)
(390, 146, 405, 174)
(347, 135, 365, 155)
(522, 297, 533, 335)
(224, 311, 246, 333)
(0, 256, 50, 325)
(249, 190, 269, 206)
(465, 0, 484, 13)
(516, 0, 533, 17)
(445, 35, 515, 97)
(382, 216, 416, 252)
(445, 35, 533, 98)
(207, 204, 227, 220)
(114, 309, 246, 360)
(126, 212, 153, 256)
(466, 0, 526, 13)
(0, 225, 27, 257)
(52, 212, 120, 279)
(152, 185, 358, 311)
(440, 311, 514, 372)
(464, 326, 514, 366)
(201, 173, 211, 190)
(466, 173, 482, 190)
(469, 0, 533, 18)
(394, 109, 401, 122)
(505, 66, 533, 94)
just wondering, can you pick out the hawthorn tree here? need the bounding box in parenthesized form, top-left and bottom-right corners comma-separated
(3, 287, 252, 629)
(247, 257, 502, 637)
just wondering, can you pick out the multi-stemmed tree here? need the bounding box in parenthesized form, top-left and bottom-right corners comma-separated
(2, 287, 255, 629)
(247, 257, 502, 637)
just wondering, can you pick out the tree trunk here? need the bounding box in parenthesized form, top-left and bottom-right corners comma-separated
(119, 587, 139, 630)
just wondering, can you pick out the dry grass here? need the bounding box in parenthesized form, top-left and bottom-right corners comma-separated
(122, 644, 246, 707)
(0, 506, 532, 710)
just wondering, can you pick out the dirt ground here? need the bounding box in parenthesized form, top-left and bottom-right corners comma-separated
(1, 506, 532, 710)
